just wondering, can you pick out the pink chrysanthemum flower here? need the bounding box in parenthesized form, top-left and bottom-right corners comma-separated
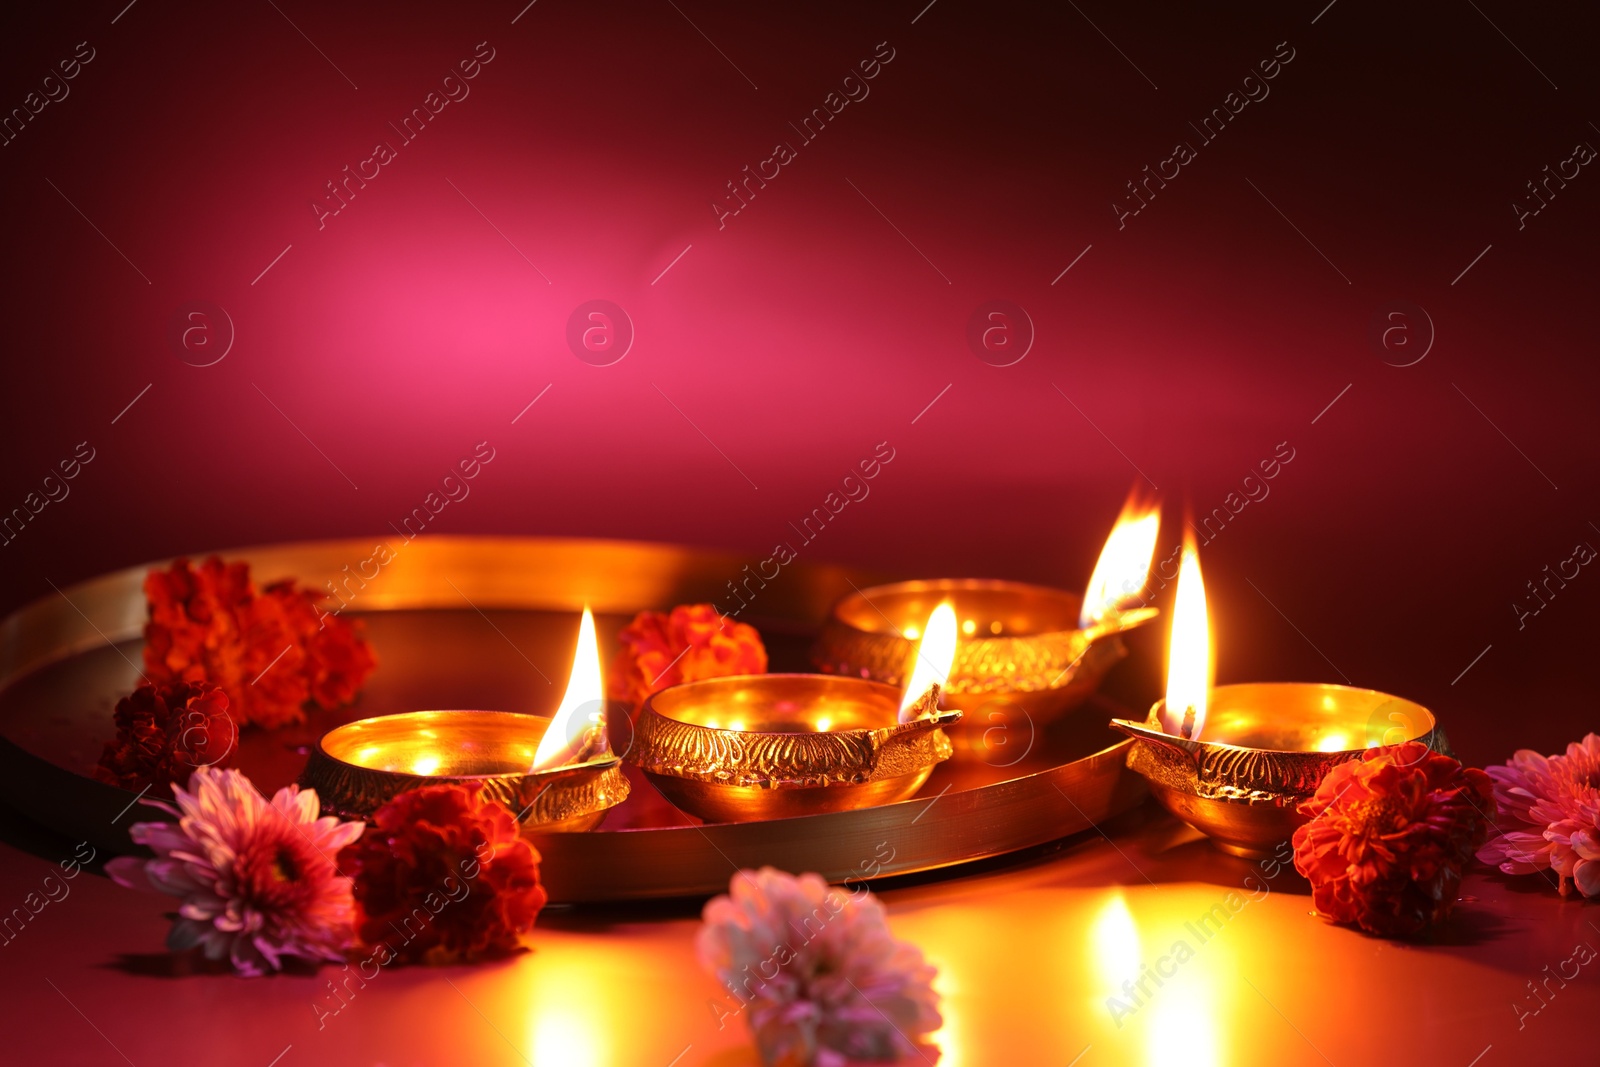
(697, 867, 941, 1067)
(106, 766, 364, 976)
(1477, 733, 1600, 898)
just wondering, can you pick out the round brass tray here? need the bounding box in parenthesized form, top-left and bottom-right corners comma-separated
(0, 535, 1146, 902)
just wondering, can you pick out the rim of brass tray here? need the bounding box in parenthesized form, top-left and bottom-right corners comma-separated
(0, 535, 1149, 902)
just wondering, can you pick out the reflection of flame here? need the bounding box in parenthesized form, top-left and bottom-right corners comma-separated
(532, 606, 609, 769)
(1092, 894, 1142, 991)
(1161, 537, 1211, 740)
(1147, 983, 1218, 1067)
(899, 601, 958, 720)
(410, 754, 440, 776)
(526, 946, 611, 1065)
(1081, 494, 1162, 628)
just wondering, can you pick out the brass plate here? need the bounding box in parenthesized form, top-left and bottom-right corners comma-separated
(0, 535, 1145, 902)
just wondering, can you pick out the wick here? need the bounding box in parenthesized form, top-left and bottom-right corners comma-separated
(1180, 705, 1196, 740)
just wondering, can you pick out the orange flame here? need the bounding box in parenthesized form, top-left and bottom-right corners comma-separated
(1160, 535, 1211, 739)
(899, 601, 958, 721)
(1080, 494, 1162, 628)
(532, 606, 610, 769)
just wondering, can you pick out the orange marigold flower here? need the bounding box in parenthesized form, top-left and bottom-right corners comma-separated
(607, 603, 767, 707)
(1292, 742, 1494, 938)
(142, 557, 376, 730)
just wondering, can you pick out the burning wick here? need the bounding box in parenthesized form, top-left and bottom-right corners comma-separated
(1162, 535, 1211, 741)
(531, 606, 611, 770)
(899, 601, 958, 723)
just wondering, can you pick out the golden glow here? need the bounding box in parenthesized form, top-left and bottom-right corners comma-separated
(409, 754, 441, 776)
(532, 606, 608, 769)
(814, 716, 832, 732)
(962, 618, 977, 635)
(525, 948, 611, 1067)
(1315, 730, 1350, 752)
(1161, 537, 1211, 740)
(1146, 984, 1219, 1067)
(728, 720, 746, 732)
(1091, 894, 1142, 991)
(899, 601, 959, 720)
(927, 959, 962, 1067)
(989, 620, 1003, 634)
(903, 624, 921, 640)
(1080, 495, 1162, 628)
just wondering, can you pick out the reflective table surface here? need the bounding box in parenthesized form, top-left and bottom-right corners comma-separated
(3, 795, 1591, 1067)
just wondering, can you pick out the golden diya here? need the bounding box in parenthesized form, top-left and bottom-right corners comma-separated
(1109, 537, 1441, 858)
(811, 495, 1162, 729)
(301, 607, 630, 832)
(627, 604, 963, 823)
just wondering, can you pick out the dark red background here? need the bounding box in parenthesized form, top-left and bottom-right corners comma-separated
(2, 0, 1596, 767)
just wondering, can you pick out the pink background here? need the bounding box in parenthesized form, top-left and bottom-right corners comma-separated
(2, 0, 1598, 770)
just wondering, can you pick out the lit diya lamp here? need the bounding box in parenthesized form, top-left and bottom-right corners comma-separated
(301, 607, 629, 832)
(626, 604, 963, 823)
(1109, 537, 1442, 858)
(810, 494, 1163, 728)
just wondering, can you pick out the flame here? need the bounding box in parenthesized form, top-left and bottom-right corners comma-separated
(899, 601, 958, 720)
(532, 606, 609, 769)
(1081, 495, 1162, 628)
(1161, 536, 1211, 740)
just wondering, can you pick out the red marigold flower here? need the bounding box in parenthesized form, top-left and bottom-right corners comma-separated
(142, 557, 376, 730)
(607, 604, 767, 707)
(1292, 742, 1494, 937)
(340, 783, 548, 965)
(94, 680, 237, 792)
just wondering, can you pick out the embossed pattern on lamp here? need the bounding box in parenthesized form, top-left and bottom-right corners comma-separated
(300, 608, 630, 832)
(1109, 538, 1440, 858)
(811, 497, 1162, 727)
(628, 605, 963, 824)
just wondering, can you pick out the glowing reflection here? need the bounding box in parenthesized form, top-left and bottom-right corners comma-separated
(410, 754, 440, 776)
(1091, 894, 1142, 991)
(526, 959, 610, 1067)
(926, 958, 962, 1067)
(814, 716, 832, 732)
(1315, 730, 1350, 752)
(1146, 984, 1219, 1067)
(962, 619, 977, 635)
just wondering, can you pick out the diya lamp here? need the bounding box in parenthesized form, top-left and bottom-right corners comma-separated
(301, 607, 630, 832)
(626, 603, 963, 824)
(1109, 537, 1442, 859)
(810, 495, 1163, 732)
